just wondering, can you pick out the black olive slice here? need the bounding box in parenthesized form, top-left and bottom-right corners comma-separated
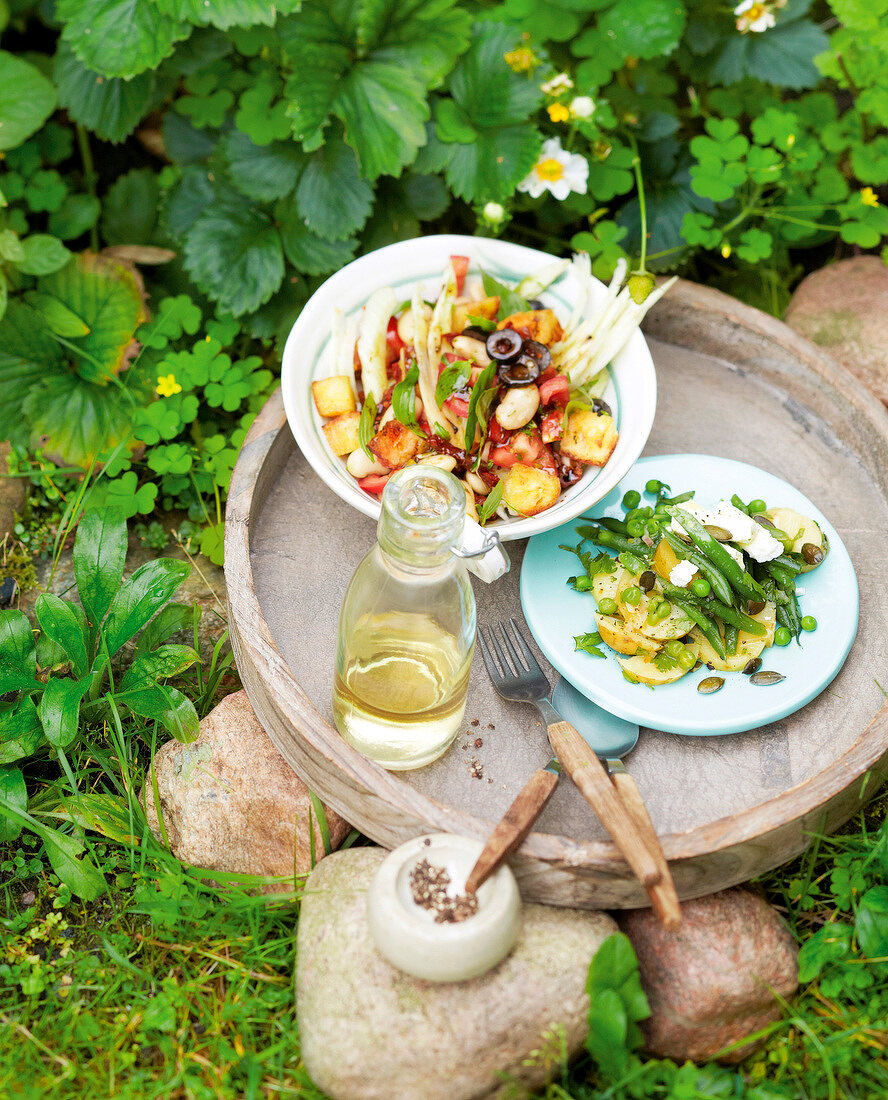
(592, 397, 612, 417)
(498, 353, 541, 387)
(526, 298, 544, 310)
(461, 325, 492, 342)
(486, 328, 523, 362)
(520, 339, 552, 372)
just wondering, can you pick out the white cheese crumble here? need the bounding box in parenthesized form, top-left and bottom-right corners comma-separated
(670, 500, 782, 564)
(669, 559, 698, 587)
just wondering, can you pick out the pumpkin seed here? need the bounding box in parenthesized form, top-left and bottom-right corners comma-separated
(704, 524, 732, 542)
(698, 676, 725, 694)
(742, 658, 762, 675)
(750, 670, 785, 686)
(747, 599, 766, 615)
(802, 542, 824, 566)
(638, 570, 656, 591)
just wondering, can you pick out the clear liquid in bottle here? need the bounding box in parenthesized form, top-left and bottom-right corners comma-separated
(332, 610, 473, 770)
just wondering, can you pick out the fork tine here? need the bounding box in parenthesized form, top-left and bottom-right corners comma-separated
(498, 619, 528, 672)
(477, 626, 502, 682)
(488, 622, 516, 678)
(509, 617, 541, 672)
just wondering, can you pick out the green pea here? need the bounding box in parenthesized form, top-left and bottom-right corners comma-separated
(665, 639, 685, 658)
(621, 490, 641, 511)
(622, 586, 643, 607)
(678, 648, 697, 670)
(748, 499, 767, 514)
(774, 626, 791, 646)
(625, 507, 645, 522)
(645, 479, 662, 495)
(598, 596, 618, 616)
(646, 519, 661, 537)
(641, 506, 654, 518)
(626, 519, 645, 537)
(655, 600, 673, 622)
(801, 615, 817, 631)
(691, 576, 711, 597)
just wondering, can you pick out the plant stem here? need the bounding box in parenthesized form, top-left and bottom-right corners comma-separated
(76, 124, 100, 252)
(627, 133, 647, 273)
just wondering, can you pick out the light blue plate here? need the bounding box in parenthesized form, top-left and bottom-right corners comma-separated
(520, 454, 859, 737)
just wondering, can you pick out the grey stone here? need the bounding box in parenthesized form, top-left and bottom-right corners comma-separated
(142, 690, 350, 889)
(297, 847, 618, 1100)
(785, 256, 888, 406)
(620, 887, 798, 1063)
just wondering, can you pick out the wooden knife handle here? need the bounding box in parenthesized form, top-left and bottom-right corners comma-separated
(465, 768, 559, 894)
(547, 721, 661, 889)
(611, 769, 682, 931)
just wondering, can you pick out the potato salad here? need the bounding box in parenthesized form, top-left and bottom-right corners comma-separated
(566, 481, 829, 690)
(311, 253, 671, 525)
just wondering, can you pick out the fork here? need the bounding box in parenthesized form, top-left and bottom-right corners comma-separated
(478, 618, 662, 893)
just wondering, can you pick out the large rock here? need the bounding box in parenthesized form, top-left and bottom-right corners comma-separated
(785, 256, 888, 406)
(142, 690, 349, 887)
(297, 848, 618, 1100)
(620, 887, 798, 1063)
(0, 441, 26, 541)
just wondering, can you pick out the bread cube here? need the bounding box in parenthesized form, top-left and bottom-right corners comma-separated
(501, 463, 561, 516)
(369, 419, 424, 469)
(451, 296, 501, 333)
(497, 309, 563, 346)
(322, 411, 361, 456)
(312, 375, 356, 417)
(559, 409, 618, 466)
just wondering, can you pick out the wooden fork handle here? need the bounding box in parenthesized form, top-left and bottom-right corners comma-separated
(465, 768, 559, 894)
(547, 720, 661, 889)
(610, 769, 682, 931)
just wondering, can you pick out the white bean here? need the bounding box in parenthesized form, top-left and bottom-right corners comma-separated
(417, 454, 458, 472)
(465, 471, 490, 496)
(495, 385, 540, 431)
(451, 334, 491, 367)
(397, 307, 415, 344)
(346, 449, 387, 478)
(463, 481, 479, 522)
(379, 405, 396, 428)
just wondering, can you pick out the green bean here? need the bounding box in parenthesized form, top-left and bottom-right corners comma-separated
(765, 561, 797, 589)
(667, 506, 764, 603)
(669, 595, 726, 660)
(771, 554, 803, 574)
(724, 623, 739, 655)
(597, 517, 629, 535)
(661, 529, 734, 606)
(660, 490, 695, 505)
(579, 526, 651, 557)
(706, 599, 767, 636)
(730, 494, 749, 515)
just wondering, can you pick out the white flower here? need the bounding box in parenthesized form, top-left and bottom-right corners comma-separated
(734, 0, 776, 32)
(481, 201, 507, 228)
(540, 72, 574, 96)
(517, 138, 589, 201)
(569, 96, 595, 119)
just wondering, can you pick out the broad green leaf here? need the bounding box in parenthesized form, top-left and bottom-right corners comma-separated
(710, 18, 828, 89)
(38, 675, 91, 750)
(0, 662, 42, 693)
(119, 644, 199, 684)
(585, 988, 629, 1079)
(47, 194, 103, 240)
(0, 300, 63, 370)
(857, 886, 888, 959)
(100, 169, 161, 245)
(35, 595, 90, 678)
(25, 292, 91, 338)
(0, 609, 37, 673)
(56, 791, 141, 845)
(371, 0, 472, 87)
(73, 508, 128, 636)
(446, 125, 542, 204)
(797, 923, 851, 981)
(0, 230, 24, 264)
(281, 4, 351, 149)
(39, 252, 148, 384)
(404, 173, 449, 221)
(295, 139, 374, 241)
(278, 209, 358, 274)
(133, 602, 195, 657)
(0, 766, 27, 843)
(16, 235, 72, 277)
(163, 166, 216, 238)
(597, 0, 686, 60)
(434, 97, 476, 144)
(183, 204, 285, 316)
(157, 0, 301, 28)
(161, 111, 216, 165)
(0, 51, 57, 150)
(103, 558, 191, 657)
(118, 678, 199, 742)
(57, 0, 191, 79)
(23, 373, 136, 468)
(54, 42, 175, 144)
(0, 698, 47, 765)
(221, 128, 305, 203)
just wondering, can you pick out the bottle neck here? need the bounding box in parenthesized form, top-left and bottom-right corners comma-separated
(376, 542, 458, 581)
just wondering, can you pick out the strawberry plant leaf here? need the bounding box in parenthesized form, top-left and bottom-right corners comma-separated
(0, 50, 57, 151)
(221, 128, 304, 202)
(597, 0, 686, 61)
(295, 138, 375, 240)
(57, 0, 192, 79)
(436, 124, 542, 204)
(157, 0, 301, 28)
(277, 210, 358, 274)
(709, 17, 828, 89)
(183, 204, 285, 316)
(16, 235, 72, 277)
(23, 373, 136, 467)
(48, 194, 102, 240)
(448, 23, 543, 128)
(100, 169, 161, 245)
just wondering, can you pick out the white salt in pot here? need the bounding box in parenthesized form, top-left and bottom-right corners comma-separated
(366, 833, 521, 982)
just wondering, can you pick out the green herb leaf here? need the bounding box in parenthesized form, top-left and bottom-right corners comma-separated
(359, 398, 376, 460)
(574, 633, 606, 658)
(467, 314, 496, 332)
(435, 359, 471, 406)
(464, 361, 497, 454)
(0, 51, 57, 150)
(480, 270, 531, 320)
(391, 364, 427, 438)
(478, 477, 505, 525)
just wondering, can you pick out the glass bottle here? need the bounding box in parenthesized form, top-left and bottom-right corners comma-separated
(332, 465, 476, 770)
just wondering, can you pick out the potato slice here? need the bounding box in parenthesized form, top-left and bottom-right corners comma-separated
(652, 538, 681, 581)
(596, 613, 660, 656)
(501, 463, 561, 516)
(617, 653, 689, 687)
(637, 602, 697, 642)
(764, 506, 828, 571)
(497, 309, 563, 345)
(592, 570, 620, 606)
(451, 296, 500, 332)
(312, 375, 356, 417)
(690, 602, 775, 672)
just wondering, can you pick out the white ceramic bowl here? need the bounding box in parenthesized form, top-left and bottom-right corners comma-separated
(281, 234, 657, 542)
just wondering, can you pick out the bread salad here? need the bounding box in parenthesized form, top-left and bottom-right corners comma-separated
(565, 481, 828, 690)
(311, 254, 673, 524)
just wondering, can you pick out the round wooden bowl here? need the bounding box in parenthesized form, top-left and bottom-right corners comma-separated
(225, 279, 888, 909)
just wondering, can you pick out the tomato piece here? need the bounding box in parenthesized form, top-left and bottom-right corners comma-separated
(444, 395, 470, 419)
(450, 255, 469, 296)
(488, 419, 510, 445)
(385, 316, 404, 364)
(538, 366, 557, 385)
(512, 429, 543, 463)
(540, 408, 563, 443)
(358, 473, 392, 494)
(489, 445, 519, 468)
(534, 443, 557, 474)
(539, 374, 570, 407)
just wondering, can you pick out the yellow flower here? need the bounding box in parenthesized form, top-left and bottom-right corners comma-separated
(861, 187, 880, 208)
(504, 46, 535, 73)
(547, 102, 570, 123)
(156, 374, 182, 397)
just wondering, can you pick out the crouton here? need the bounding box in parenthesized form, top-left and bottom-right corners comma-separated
(451, 296, 501, 333)
(322, 411, 361, 456)
(559, 409, 618, 466)
(312, 375, 356, 417)
(369, 419, 425, 469)
(501, 463, 561, 516)
(497, 309, 563, 346)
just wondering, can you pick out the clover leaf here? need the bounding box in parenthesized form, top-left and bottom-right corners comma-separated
(571, 222, 630, 281)
(681, 211, 722, 249)
(132, 393, 199, 444)
(736, 228, 773, 264)
(27, 170, 68, 214)
(235, 74, 293, 146)
(587, 143, 636, 202)
(147, 443, 194, 476)
(138, 295, 203, 350)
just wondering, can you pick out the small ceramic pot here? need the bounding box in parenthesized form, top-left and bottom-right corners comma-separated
(367, 833, 521, 983)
